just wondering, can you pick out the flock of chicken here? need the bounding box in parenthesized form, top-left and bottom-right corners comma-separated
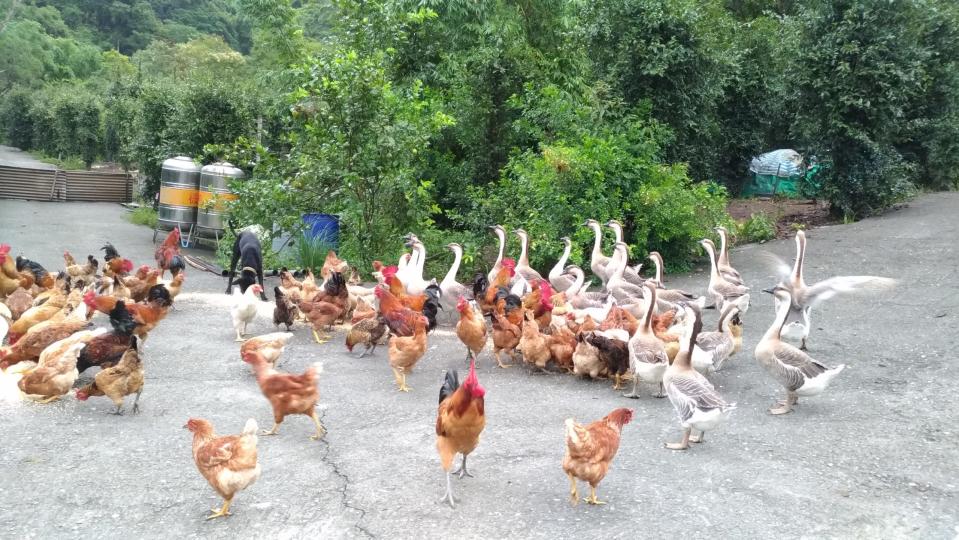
(223, 220, 893, 511)
(0, 233, 183, 412)
(1, 219, 893, 518)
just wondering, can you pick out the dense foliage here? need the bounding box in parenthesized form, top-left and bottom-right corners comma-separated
(2, 0, 959, 273)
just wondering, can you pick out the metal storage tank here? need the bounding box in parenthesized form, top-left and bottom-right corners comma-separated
(197, 162, 243, 232)
(157, 156, 200, 225)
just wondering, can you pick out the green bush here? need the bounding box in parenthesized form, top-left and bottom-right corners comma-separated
(51, 91, 103, 168)
(738, 212, 776, 243)
(0, 88, 36, 149)
(476, 118, 729, 273)
(132, 83, 180, 198)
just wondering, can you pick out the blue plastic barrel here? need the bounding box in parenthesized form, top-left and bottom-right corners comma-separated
(302, 213, 339, 249)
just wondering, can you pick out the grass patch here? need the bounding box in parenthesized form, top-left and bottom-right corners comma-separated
(27, 151, 86, 170)
(737, 212, 777, 243)
(128, 206, 158, 229)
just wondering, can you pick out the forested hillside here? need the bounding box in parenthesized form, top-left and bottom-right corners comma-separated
(2, 0, 958, 273)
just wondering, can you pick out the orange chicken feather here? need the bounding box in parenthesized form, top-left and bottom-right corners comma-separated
(387, 314, 428, 392)
(436, 357, 486, 508)
(242, 349, 325, 439)
(455, 296, 488, 362)
(185, 417, 261, 520)
(563, 408, 634, 505)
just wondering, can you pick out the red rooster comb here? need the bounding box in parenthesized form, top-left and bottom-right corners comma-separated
(122, 259, 134, 272)
(82, 289, 97, 311)
(463, 357, 485, 398)
(0, 244, 9, 262)
(607, 408, 634, 427)
(383, 265, 399, 279)
(539, 280, 554, 310)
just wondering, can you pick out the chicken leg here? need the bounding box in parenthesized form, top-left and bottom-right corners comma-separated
(206, 497, 233, 520)
(392, 367, 411, 392)
(37, 395, 61, 404)
(439, 471, 457, 508)
(666, 427, 691, 450)
(583, 485, 606, 505)
(132, 389, 142, 414)
(312, 329, 330, 344)
(261, 422, 281, 436)
(309, 410, 326, 440)
(567, 472, 579, 505)
(689, 430, 705, 443)
(451, 454, 473, 479)
(493, 350, 511, 369)
(611, 373, 625, 390)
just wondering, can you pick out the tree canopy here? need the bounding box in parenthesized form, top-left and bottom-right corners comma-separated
(2, 0, 958, 273)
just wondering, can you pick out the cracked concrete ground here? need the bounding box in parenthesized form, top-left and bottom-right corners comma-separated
(1, 194, 957, 539)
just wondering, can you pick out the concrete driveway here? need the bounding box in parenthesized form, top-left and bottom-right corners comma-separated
(0, 195, 957, 539)
(0, 145, 57, 169)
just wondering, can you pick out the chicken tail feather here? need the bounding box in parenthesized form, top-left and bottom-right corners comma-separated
(242, 418, 259, 436)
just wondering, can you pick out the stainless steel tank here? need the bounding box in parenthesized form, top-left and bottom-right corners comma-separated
(158, 156, 200, 225)
(198, 162, 243, 231)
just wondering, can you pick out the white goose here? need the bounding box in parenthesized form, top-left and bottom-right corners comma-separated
(664, 306, 735, 450)
(513, 229, 543, 282)
(623, 282, 669, 399)
(584, 219, 613, 286)
(605, 242, 647, 304)
(714, 226, 744, 284)
(404, 240, 430, 296)
(562, 265, 609, 309)
(647, 251, 705, 308)
(487, 225, 508, 284)
(700, 239, 750, 313)
(773, 229, 895, 350)
(691, 303, 739, 374)
(440, 243, 468, 319)
(548, 237, 575, 292)
(755, 284, 846, 415)
(604, 220, 645, 286)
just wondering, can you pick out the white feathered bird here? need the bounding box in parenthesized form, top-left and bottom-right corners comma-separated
(231, 285, 263, 342)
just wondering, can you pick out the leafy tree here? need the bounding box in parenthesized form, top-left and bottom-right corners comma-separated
(132, 83, 179, 197)
(228, 46, 452, 269)
(0, 88, 36, 149)
(577, 0, 738, 182)
(478, 116, 729, 271)
(0, 20, 57, 90)
(790, 0, 925, 217)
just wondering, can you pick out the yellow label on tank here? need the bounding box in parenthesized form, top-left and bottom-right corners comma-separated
(197, 191, 238, 211)
(159, 187, 199, 207)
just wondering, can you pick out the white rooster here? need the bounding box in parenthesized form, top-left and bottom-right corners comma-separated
(231, 284, 263, 341)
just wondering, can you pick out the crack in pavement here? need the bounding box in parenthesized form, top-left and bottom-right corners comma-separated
(316, 410, 374, 539)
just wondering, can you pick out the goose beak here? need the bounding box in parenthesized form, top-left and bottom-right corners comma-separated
(761, 287, 775, 294)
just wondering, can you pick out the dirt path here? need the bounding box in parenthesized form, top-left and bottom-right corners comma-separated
(1, 195, 957, 538)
